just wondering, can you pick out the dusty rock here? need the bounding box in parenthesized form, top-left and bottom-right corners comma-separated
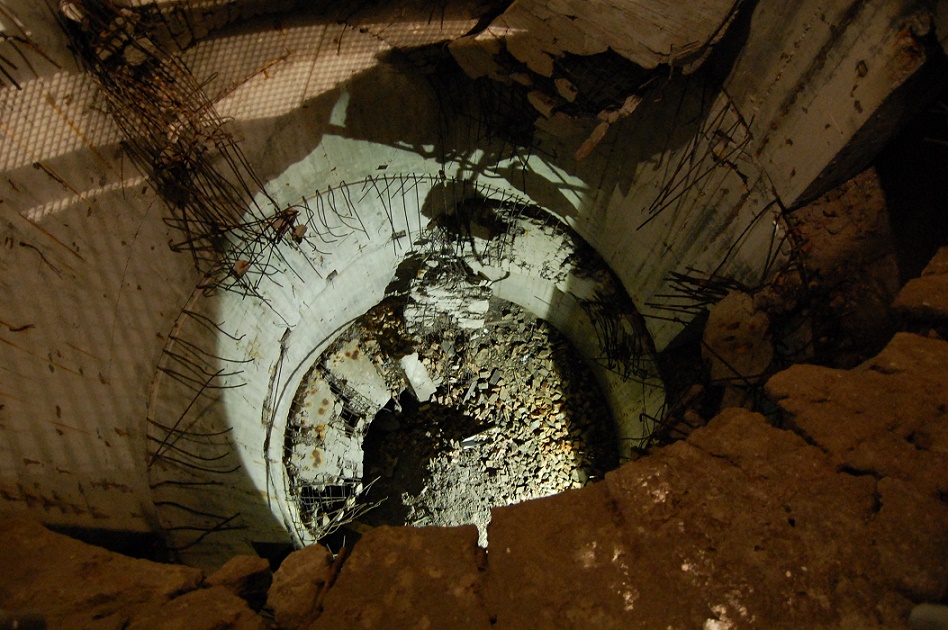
(480, 400, 943, 628)
(893, 245, 948, 320)
(266, 543, 334, 630)
(612, 410, 883, 626)
(703, 290, 773, 383)
(766, 332, 948, 499)
(0, 516, 203, 629)
(486, 482, 643, 629)
(312, 525, 490, 629)
(126, 586, 267, 630)
(206, 554, 272, 610)
(787, 167, 901, 366)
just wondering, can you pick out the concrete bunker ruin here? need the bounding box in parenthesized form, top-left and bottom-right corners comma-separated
(1, 0, 944, 589)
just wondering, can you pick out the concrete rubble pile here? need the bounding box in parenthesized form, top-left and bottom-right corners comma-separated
(361, 299, 618, 542)
(290, 296, 618, 545)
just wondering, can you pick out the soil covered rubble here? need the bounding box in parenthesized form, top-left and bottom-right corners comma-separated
(342, 298, 619, 542)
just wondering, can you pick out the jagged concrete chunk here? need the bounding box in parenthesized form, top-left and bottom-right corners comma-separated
(266, 544, 334, 629)
(206, 555, 273, 610)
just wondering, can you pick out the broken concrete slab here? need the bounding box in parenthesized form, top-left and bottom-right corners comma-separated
(312, 525, 490, 629)
(766, 332, 948, 499)
(399, 352, 438, 402)
(604, 408, 932, 627)
(324, 338, 391, 408)
(486, 482, 645, 629)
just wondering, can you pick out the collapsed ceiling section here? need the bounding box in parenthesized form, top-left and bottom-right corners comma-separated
(0, 0, 941, 566)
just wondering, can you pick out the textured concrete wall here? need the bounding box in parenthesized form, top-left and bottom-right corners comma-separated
(726, 0, 935, 206)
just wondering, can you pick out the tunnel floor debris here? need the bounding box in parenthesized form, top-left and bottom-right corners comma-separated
(285, 297, 618, 544)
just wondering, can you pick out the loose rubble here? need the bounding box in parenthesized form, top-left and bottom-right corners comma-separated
(0, 516, 263, 630)
(290, 296, 619, 545)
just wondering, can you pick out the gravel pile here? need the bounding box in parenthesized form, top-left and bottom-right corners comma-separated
(358, 298, 618, 544)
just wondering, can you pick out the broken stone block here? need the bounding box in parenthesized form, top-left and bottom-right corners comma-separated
(399, 352, 438, 402)
(766, 332, 948, 499)
(266, 543, 334, 629)
(702, 290, 773, 384)
(205, 554, 272, 611)
(126, 586, 267, 630)
(486, 482, 645, 628)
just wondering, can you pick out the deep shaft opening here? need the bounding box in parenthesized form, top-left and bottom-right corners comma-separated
(279, 188, 652, 546)
(286, 293, 622, 546)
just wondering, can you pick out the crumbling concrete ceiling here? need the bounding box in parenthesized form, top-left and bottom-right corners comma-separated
(451, 0, 742, 77)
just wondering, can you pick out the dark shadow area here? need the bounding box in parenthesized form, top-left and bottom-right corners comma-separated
(250, 540, 295, 571)
(876, 75, 948, 282)
(45, 524, 172, 562)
